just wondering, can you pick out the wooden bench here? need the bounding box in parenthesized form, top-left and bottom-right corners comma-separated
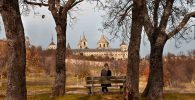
(85, 76, 126, 94)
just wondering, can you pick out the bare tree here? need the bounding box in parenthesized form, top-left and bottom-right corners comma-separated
(99, 0, 143, 99)
(0, 0, 27, 99)
(102, 0, 195, 99)
(23, 0, 84, 97)
(123, 1, 144, 99)
(141, 0, 195, 99)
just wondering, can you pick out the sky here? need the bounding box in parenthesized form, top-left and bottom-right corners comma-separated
(0, 1, 195, 57)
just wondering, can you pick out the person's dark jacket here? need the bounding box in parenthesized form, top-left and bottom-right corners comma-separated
(106, 69, 112, 87)
(101, 69, 107, 76)
(101, 69, 107, 86)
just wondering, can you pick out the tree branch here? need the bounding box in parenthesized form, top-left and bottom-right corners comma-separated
(118, 3, 133, 25)
(48, 0, 58, 18)
(62, 0, 76, 15)
(143, 0, 154, 39)
(159, 0, 174, 31)
(168, 11, 195, 39)
(153, 0, 161, 28)
(24, 0, 49, 6)
(71, 0, 84, 8)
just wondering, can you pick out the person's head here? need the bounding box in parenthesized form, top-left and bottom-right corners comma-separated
(104, 63, 109, 69)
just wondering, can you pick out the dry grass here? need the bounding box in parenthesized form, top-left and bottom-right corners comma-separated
(27, 93, 195, 100)
(1, 76, 195, 100)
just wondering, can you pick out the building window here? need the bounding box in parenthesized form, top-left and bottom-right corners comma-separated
(84, 42, 85, 46)
(103, 44, 105, 47)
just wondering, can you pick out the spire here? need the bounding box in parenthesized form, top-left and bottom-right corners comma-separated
(52, 35, 54, 42)
(50, 34, 55, 45)
(67, 42, 71, 49)
(48, 34, 56, 50)
(82, 33, 87, 41)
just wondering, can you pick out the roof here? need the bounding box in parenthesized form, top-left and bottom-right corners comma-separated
(49, 41, 55, 45)
(120, 41, 126, 46)
(72, 48, 122, 52)
(81, 34, 87, 41)
(98, 34, 109, 44)
(49, 35, 56, 46)
(77, 34, 87, 46)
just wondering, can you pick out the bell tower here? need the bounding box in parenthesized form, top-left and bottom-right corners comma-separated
(120, 40, 128, 51)
(97, 34, 109, 49)
(77, 34, 88, 49)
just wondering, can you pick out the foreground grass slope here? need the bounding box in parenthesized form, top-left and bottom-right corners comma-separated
(27, 93, 195, 100)
(1, 77, 195, 100)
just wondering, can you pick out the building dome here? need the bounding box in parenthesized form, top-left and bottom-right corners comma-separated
(97, 34, 109, 49)
(120, 41, 126, 46)
(50, 41, 55, 45)
(98, 34, 109, 44)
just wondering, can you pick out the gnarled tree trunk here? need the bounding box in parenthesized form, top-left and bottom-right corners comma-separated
(124, 1, 143, 100)
(142, 31, 167, 100)
(52, 16, 67, 96)
(1, 0, 27, 99)
(23, 0, 83, 97)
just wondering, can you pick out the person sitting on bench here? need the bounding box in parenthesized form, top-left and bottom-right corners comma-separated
(101, 63, 112, 93)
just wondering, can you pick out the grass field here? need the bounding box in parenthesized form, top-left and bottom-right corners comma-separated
(28, 93, 195, 100)
(1, 87, 195, 100)
(1, 77, 195, 100)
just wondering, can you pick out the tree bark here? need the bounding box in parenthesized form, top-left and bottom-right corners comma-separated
(142, 31, 167, 100)
(1, 0, 27, 99)
(124, 1, 143, 100)
(52, 16, 67, 96)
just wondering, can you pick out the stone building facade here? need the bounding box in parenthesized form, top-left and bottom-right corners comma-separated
(71, 34, 128, 60)
(47, 34, 128, 60)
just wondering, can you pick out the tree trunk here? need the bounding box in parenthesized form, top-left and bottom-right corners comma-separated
(142, 32, 167, 100)
(1, 0, 27, 99)
(52, 16, 67, 97)
(123, 1, 143, 100)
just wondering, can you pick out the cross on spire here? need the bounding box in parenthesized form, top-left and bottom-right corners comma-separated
(52, 34, 54, 42)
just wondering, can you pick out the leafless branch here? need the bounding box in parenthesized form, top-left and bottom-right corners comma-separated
(168, 11, 195, 39)
(159, 0, 174, 32)
(153, 0, 161, 28)
(24, 0, 49, 6)
(143, 0, 154, 39)
(71, 0, 84, 8)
